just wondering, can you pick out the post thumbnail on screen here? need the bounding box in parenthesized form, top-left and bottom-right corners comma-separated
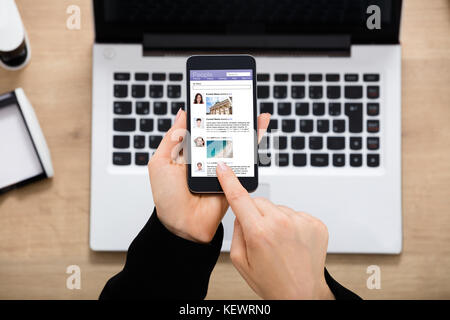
(207, 139, 233, 158)
(206, 95, 233, 115)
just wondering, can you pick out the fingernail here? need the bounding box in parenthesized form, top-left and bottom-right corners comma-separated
(175, 108, 182, 121)
(217, 161, 227, 172)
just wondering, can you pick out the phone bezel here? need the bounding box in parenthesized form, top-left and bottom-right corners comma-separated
(186, 55, 258, 193)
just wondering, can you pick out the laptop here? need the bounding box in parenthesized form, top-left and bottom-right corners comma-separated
(90, 0, 402, 254)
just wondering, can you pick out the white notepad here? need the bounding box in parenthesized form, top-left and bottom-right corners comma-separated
(0, 89, 53, 192)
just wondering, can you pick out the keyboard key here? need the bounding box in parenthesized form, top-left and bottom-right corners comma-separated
(350, 137, 362, 150)
(158, 119, 172, 132)
(154, 101, 168, 115)
(317, 119, 329, 133)
(328, 103, 341, 116)
(134, 135, 146, 149)
(309, 136, 323, 150)
(278, 102, 291, 115)
(345, 103, 363, 133)
(268, 119, 278, 132)
(332, 119, 345, 133)
(259, 136, 270, 149)
(292, 74, 306, 82)
(258, 152, 271, 166)
(367, 137, 380, 150)
(327, 86, 341, 99)
(312, 103, 325, 116)
(169, 73, 183, 81)
(260, 102, 274, 114)
(274, 136, 287, 149)
(291, 136, 305, 150)
(171, 102, 185, 115)
(367, 86, 380, 99)
(293, 153, 307, 166)
(274, 86, 287, 99)
(295, 102, 309, 115)
(350, 154, 363, 167)
(363, 74, 379, 82)
(309, 86, 323, 99)
(282, 119, 295, 132)
(367, 154, 380, 167)
(149, 135, 163, 148)
(114, 84, 128, 98)
(326, 74, 340, 82)
(114, 72, 130, 81)
(149, 85, 163, 98)
(344, 74, 358, 82)
(367, 103, 380, 116)
(140, 119, 154, 132)
(152, 73, 166, 81)
(274, 74, 288, 82)
(327, 137, 345, 150)
(113, 152, 131, 165)
(167, 85, 181, 98)
(132, 85, 145, 98)
(345, 86, 363, 99)
(113, 135, 130, 149)
(135, 72, 149, 81)
(367, 120, 380, 133)
(300, 119, 313, 133)
(114, 118, 135, 132)
(291, 86, 305, 99)
(333, 154, 345, 167)
(275, 153, 289, 166)
(135, 152, 149, 166)
(114, 101, 132, 114)
(308, 74, 322, 82)
(311, 154, 328, 167)
(136, 101, 150, 115)
(257, 73, 270, 82)
(257, 85, 270, 99)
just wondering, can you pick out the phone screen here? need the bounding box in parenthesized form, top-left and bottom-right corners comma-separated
(189, 69, 255, 178)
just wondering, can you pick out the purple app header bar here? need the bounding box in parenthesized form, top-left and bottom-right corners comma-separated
(190, 69, 253, 81)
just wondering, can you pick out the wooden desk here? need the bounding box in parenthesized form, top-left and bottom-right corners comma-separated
(0, 0, 449, 299)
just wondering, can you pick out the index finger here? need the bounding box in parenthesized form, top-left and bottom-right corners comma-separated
(216, 161, 262, 230)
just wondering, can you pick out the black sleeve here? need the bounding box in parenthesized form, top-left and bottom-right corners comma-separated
(324, 268, 362, 300)
(99, 208, 360, 300)
(99, 207, 223, 300)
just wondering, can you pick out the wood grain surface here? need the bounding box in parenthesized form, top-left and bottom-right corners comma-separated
(0, 0, 449, 299)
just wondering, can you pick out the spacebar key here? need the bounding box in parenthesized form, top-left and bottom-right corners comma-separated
(345, 103, 363, 133)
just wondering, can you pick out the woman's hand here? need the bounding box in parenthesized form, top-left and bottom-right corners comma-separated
(148, 109, 270, 243)
(216, 162, 335, 300)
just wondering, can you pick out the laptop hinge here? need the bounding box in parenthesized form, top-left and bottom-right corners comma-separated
(143, 34, 351, 56)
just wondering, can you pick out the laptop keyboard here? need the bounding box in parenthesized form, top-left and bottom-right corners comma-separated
(111, 71, 381, 169)
(256, 72, 381, 169)
(112, 72, 184, 166)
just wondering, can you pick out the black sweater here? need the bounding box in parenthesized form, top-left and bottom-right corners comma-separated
(100, 208, 361, 300)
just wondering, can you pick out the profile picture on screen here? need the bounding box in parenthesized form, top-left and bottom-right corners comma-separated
(195, 118, 203, 129)
(194, 136, 205, 147)
(196, 162, 204, 172)
(193, 93, 204, 104)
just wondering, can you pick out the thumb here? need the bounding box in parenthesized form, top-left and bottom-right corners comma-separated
(153, 109, 187, 160)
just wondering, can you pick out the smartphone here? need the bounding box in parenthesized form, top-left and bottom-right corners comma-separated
(186, 55, 258, 193)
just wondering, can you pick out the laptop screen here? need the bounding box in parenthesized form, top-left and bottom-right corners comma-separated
(94, 0, 401, 46)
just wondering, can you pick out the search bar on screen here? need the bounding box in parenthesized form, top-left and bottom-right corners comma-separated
(226, 72, 251, 77)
